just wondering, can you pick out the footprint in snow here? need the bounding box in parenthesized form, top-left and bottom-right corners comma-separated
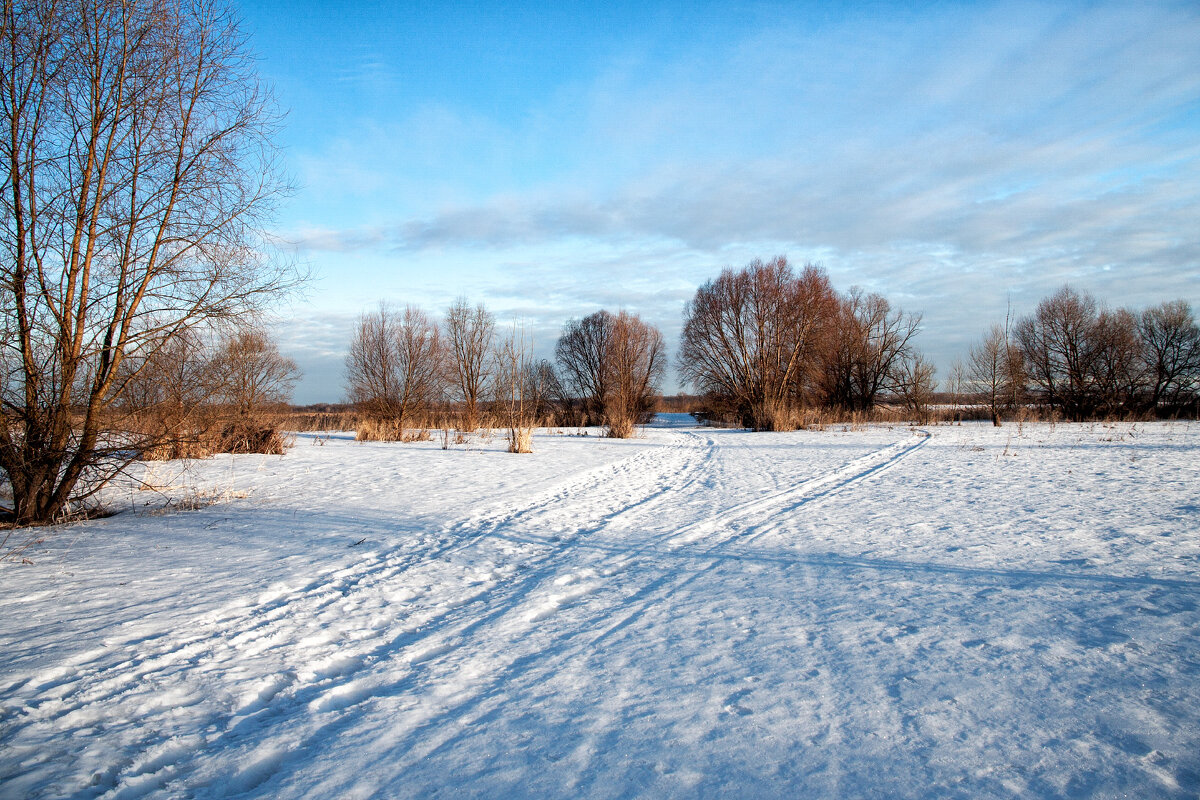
(722, 688, 754, 716)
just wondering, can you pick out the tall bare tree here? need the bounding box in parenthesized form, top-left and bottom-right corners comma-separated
(1016, 286, 1103, 421)
(604, 311, 666, 437)
(523, 358, 564, 425)
(895, 354, 937, 422)
(678, 257, 837, 429)
(443, 298, 494, 431)
(1139, 300, 1200, 413)
(820, 289, 923, 413)
(555, 310, 613, 424)
(0, 0, 294, 524)
(968, 323, 1024, 426)
(556, 309, 666, 436)
(944, 359, 968, 422)
(345, 304, 443, 431)
(1089, 308, 1142, 416)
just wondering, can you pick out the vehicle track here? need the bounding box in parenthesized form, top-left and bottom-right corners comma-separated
(1, 426, 927, 798)
(256, 428, 932, 789)
(0, 428, 717, 798)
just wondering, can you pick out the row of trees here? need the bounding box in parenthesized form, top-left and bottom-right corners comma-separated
(959, 287, 1200, 424)
(343, 301, 667, 445)
(678, 257, 934, 429)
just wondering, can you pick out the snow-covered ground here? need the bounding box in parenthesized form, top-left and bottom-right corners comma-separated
(2, 415, 1199, 799)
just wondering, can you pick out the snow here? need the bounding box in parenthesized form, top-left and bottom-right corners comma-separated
(2, 415, 1199, 799)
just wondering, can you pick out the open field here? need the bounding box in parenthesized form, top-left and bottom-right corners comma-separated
(2, 415, 1199, 799)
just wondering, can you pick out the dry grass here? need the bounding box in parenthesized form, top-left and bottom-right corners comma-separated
(605, 412, 636, 439)
(508, 426, 534, 453)
(354, 418, 434, 442)
(137, 417, 293, 460)
(280, 410, 358, 431)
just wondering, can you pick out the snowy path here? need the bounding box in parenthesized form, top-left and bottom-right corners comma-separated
(2, 418, 1199, 798)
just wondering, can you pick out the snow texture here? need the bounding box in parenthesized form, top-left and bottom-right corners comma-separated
(2, 415, 1199, 799)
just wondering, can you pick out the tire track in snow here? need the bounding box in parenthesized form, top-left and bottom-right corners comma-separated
(3, 430, 700, 712)
(0, 427, 718, 798)
(536, 428, 932, 655)
(2, 426, 921, 797)
(297, 428, 931, 785)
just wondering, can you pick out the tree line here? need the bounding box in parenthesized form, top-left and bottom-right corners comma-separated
(344, 255, 940, 441)
(343, 300, 666, 449)
(956, 286, 1200, 424)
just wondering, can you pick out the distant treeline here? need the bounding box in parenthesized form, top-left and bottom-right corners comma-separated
(950, 286, 1199, 425)
(336, 257, 1198, 436)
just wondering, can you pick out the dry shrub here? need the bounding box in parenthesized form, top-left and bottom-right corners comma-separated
(508, 426, 533, 453)
(355, 418, 401, 441)
(355, 418, 433, 442)
(137, 415, 292, 460)
(605, 413, 635, 439)
(217, 421, 291, 455)
(751, 400, 804, 432)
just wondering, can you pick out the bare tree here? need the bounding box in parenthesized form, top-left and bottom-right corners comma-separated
(678, 257, 838, 429)
(895, 353, 937, 423)
(968, 324, 1024, 426)
(556, 309, 666, 436)
(1139, 300, 1200, 414)
(1089, 308, 1142, 416)
(444, 298, 494, 431)
(604, 311, 666, 437)
(493, 326, 533, 453)
(0, 0, 295, 524)
(116, 328, 223, 460)
(215, 326, 300, 418)
(345, 304, 443, 433)
(820, 289, 923, 412)
(524, 358, 565, 425)
(555, 311, 613, 425)
(1016, 286, 1103, 421)
(944, 359, 968, 422)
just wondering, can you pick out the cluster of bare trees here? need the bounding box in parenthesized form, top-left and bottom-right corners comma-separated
(678, 257, 933, 429)
(963, 287, 1200, 423)
(344, 299, 559, 450)
(0, 0, 298, 525)
(345, 302, 667, 444)
(555, 310, 665, 436)
(118, 326, 300, 458)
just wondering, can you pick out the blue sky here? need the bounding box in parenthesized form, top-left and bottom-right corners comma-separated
(236, 0, 1200, 403)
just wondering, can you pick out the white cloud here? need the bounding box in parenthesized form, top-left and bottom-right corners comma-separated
(273, 1, 1200, 400)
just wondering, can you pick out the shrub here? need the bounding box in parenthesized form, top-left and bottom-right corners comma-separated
(508, 427, 533, 454)
(355, 418, 433, 442)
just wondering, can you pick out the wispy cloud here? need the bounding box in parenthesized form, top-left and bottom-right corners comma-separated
(272, 1, 1200, 401)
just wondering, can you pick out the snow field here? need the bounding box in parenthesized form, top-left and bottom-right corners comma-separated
(1, 416, 1198, 798)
